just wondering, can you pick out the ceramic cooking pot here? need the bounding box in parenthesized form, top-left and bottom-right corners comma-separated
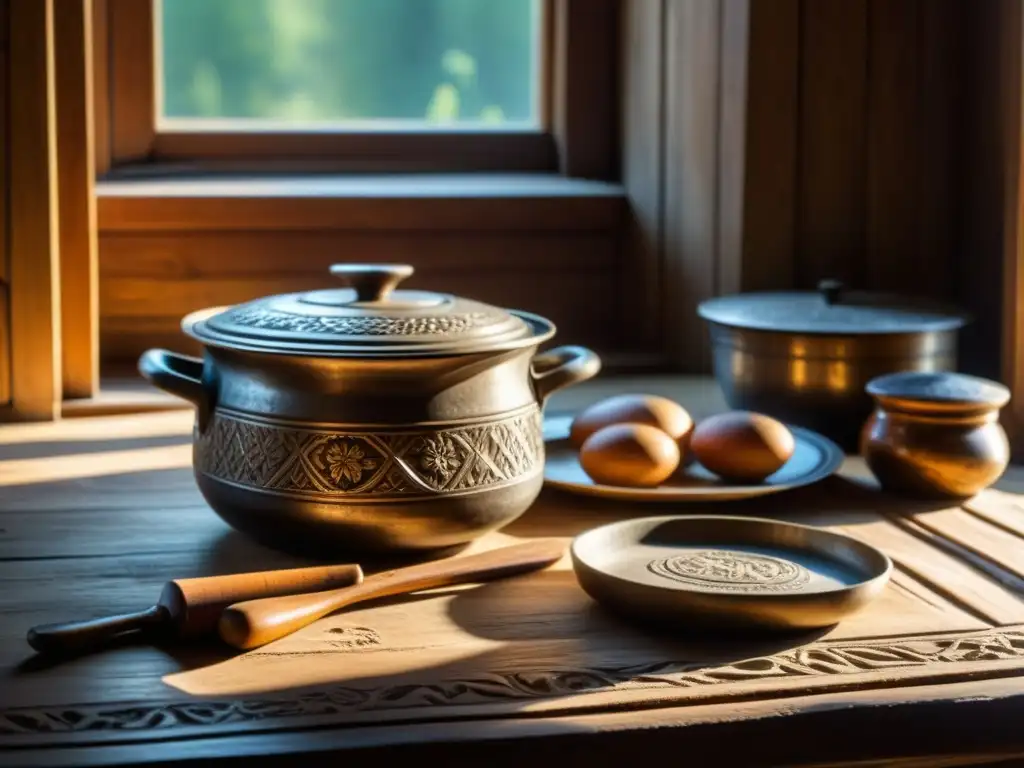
(139, 263, 601, 554)
(697, 280, 970, 451)
(861, 371, 1010, 498)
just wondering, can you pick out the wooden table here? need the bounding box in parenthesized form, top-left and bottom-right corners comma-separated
(3, 377, 1024, 767)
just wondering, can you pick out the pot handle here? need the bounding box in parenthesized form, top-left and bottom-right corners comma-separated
(139, 350, 212, 430)
(531, 346, 602, 404)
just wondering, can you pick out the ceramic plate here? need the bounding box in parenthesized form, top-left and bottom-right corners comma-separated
(571, 515, 891, 631)
(543, 414, 843, 502)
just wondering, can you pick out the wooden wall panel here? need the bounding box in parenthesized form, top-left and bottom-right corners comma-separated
(55, 0, 99, 399)
(552, 0, 618, 180)
(0, 0, 9, 405)
(728, 0, 962, 304)
(662, 0, 721, 372)
(796, 0, 868, 289)
(0, 286, 9, 406)
(8, 0, 61, 421)
(620, 0, 665, 352)
(98, 232, 620, 365)
(727, 0, 799, 293)
(959, 0, 1008, 383)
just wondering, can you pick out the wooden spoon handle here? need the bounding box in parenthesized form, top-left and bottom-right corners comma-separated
(219, 538, 566, 650)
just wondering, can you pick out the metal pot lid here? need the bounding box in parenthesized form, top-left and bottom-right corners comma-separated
(866, 371, 1010, 409)
(183, 263, 539, 357)
(697, 280, 970, 335)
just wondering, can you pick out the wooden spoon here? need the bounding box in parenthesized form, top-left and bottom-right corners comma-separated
(27, 563, 363, 656)
(219, 539, 566, 650)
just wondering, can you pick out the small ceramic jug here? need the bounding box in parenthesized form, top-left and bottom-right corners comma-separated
(861, 371, 1011, 499)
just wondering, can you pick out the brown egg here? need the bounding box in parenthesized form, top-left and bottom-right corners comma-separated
(690, 411, 796, 483)
(579, 423, 681, 488)
(570, 394, 694, 455)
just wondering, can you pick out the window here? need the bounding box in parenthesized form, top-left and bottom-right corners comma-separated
(157, 0, 542, 130)
(92, 0, 622, 382)
(97, 0, 617, 175)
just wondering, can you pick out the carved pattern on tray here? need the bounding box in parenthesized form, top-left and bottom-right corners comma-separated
(647, 550, 811, 593)
(220, 307, 494, 337)
(194, 409, 544, 498)
(2, 628, 1023, 736)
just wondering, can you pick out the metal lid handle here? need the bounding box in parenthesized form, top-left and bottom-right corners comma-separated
(330, 264, 414, 303)
(818, 279, 844, 306)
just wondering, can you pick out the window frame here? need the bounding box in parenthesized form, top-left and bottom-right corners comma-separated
(93, 0, 618, 179)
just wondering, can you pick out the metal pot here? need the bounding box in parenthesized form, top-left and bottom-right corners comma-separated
(139, 263, 601, 554)
(697, 280, 969, 451)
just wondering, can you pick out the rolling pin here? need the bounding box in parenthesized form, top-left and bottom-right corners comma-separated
(219, 539, 566, 650)
(27, 563, 364, 656)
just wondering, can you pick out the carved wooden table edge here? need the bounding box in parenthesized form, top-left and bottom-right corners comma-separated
(6, 380, 1024, 767)
(2, 623, 1024, 750)
(5, 676, 1024, 768)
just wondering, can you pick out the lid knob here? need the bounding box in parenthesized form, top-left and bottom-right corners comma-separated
(818, 279, 844, 306)
(330, 263, 414, 303)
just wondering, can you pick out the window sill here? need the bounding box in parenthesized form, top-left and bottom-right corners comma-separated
(97, 172, 627, 233)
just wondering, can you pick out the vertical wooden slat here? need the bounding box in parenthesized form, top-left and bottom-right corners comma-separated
(998, 0, 1024, 456)
(55, 0, 99, 399)
(796, 0, 869, 289)
(716, 0, 750, 299)
(109, 0, 153, 163)
(92, 0, 110, 175)
(959, 1, 1006, 383)
(663, 0, 722, 372)
(551, 0, 618, 180)
(620, 0, 665, 353)
(0, 285, 9, 407)
(0, 0, 9, 406)
(865, 0, 922, 295)
(8, 0, 61, 421)
(0, 0, 7, 289)
(915, 0, 960, 304)
(721, 0, 800, 293)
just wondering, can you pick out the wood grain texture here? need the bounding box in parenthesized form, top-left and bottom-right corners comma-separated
(662, 0, 721, 372)
(0, 286, 9, 406)
(865, 0, 920, 295)
(997, 0, 1024, 459)
(151, 132, 558, 173)
(914, 0, 960, 304)
(957, 0, 1024, 453)
(7, 0, 61, 422)
(96, 226, 622, 365)
(54, 0, 99, 399)
(96, 175, 626, 232)
(727, 0, 800, 293)
(551, 0, 618, 180)
(0, 0, 8, 406)
(108, 0, 152, 163)
(0, 0, 6, 288)
(619, 0, 664, 352)
(4, 377, 1024, 766)
(797, 0, 868, 289)
(90, 0, 109, 175)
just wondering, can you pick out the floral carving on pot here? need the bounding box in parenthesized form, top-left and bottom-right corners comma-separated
(420, 436, 459, 482)
(194, 408, 543, 498)
(324, 440, 378, 489)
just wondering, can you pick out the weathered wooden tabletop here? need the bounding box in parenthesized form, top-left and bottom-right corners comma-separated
(3, 377, 1024, 767)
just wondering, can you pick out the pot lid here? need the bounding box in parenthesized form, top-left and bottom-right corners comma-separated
(183, 263, 541, 357)
(697, 280, 970, 335)
(866, 371, 1010, 409)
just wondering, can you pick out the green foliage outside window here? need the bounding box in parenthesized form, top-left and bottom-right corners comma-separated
(159, 0, 538, 126)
